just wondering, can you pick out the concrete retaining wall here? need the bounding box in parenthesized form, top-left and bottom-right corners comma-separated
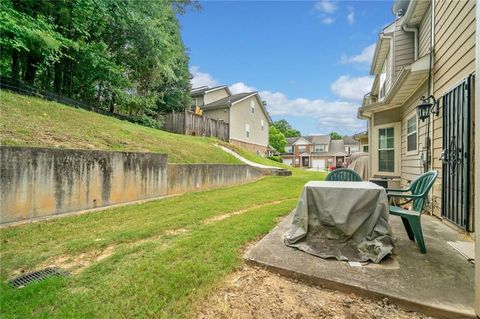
(1, 146, 168, 224)
(0, 146, 268, 225)
(168, 164, 263, 194)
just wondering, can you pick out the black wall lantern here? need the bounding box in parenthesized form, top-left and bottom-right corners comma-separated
(416, 95, 439, 122)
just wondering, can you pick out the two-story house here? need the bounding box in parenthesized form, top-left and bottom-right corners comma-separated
(191, 86, 271, 155)
(358, 0, 476, 233)
(281, 135, 360, 169)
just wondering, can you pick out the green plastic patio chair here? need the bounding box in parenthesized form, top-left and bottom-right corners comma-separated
(326, 168, 362, 182)
(386, 170, 438, 253)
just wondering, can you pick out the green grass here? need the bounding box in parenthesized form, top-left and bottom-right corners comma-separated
(0, 90, 240, 164)
(0, 170, 326, 318)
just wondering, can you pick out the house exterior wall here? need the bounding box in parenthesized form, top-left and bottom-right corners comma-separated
(400, 82, 428, 186)
(229, 96, 269, 152)
(394, 17, 415, 77)
(418, 4, 432, 58)
(432, 0, 476, 214)
(204, 88, 230, 105)
(202, 108, 230, 123)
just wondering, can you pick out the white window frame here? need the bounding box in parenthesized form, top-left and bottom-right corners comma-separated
(285, 146, 293, 153)
(251, 100, 255, 114)
(261, 119, 264, 131)
(298, 145, 307, 153)
(362, 145, 369, 152)
(372, 122, 401, 176)
(406, 114, 418, 155)
(314, 145, 324, 152)
(245, 123, 250, 138)
(377, 126, 397, 173)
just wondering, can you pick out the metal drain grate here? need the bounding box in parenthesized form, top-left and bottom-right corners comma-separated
(9, 267, 68, 288)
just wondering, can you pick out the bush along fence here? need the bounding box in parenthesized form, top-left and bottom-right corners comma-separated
(163, 110, 230, 142)
(0, 76, 163, 129)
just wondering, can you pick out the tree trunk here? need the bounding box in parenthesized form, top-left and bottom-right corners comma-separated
(11, 50, 20, 80)
(24, 54, 39, 84)
(53, 62, 63, 93)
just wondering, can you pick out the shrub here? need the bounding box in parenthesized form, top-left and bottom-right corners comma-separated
(268, 156, 282, 163)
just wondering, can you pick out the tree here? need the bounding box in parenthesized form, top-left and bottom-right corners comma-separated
(0, 0, 197, 126)
(329, 132, 344, 140)
(269, 126, 287, 153)
(272, 119, 301, 138)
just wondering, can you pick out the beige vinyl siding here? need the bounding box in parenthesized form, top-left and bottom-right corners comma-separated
(202, 108, 229, 123)
(394, 18, 415, 77)
(400, 83, 428, 187)
(204, 88, 230, 105)
(431, 0, 476, 212)
(418, 5, 432, 58)
(229, 96, 269, 148)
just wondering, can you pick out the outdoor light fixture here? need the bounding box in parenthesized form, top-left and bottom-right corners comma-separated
(416, 95, 439, 122)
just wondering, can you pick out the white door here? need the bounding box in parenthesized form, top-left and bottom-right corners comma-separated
(282, 158, 293, 166)
(311, 159, 325, 171)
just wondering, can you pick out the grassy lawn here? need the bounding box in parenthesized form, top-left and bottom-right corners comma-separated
(0, 170, 325, 318)
(0, 90, 240, 164)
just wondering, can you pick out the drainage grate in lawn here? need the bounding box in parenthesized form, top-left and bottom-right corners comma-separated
(9, 267, 69, 288)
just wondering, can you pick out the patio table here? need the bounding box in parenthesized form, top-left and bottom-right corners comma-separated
(284, 181, 394, 263)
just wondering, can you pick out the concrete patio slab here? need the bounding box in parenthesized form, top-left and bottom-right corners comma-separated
(245, 213, 475, 319)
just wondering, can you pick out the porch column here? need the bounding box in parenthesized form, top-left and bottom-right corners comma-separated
(475, 3, 480, 315)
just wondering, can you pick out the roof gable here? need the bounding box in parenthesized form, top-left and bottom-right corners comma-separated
(293, 137, 312, 145)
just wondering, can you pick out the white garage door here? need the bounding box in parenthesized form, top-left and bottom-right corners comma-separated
(282, 158, 293, 166)
(311, 159, 325, 170)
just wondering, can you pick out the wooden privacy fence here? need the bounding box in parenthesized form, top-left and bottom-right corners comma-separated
(163, 111, 229, 142)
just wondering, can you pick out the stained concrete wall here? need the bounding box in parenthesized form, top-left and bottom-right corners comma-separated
(1, 146, 269, 225)
(167, 164, 263, 194)
(1, 146, 168, 224)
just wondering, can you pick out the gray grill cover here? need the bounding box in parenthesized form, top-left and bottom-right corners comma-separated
(284, 181, 394, 263)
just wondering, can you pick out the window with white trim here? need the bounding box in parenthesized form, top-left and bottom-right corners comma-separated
(285, 146, 293, 153)
(406, 115, 417, 153)
(245, 124, 250, 138)
(363, 145, 369, 152)
(261, 119, 264, 131)
(378, 127, 395, 172)
(298, 145, 306, 152)
(314, 145, 325, 152)
(251, 100, 255, 114)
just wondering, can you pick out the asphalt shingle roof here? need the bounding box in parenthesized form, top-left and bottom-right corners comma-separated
(202, 92, 254, 109)
(191, 85, 227, 96)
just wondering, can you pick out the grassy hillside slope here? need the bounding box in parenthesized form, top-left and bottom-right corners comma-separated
(0, 90, 240, 164)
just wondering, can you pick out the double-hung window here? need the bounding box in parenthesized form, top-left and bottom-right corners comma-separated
(251, 101, 255, 114)
(245, 124, 250, 138)
(406, 115, 417, 153)
(378, 127, 395, 172)
(314, 145, 324, 152)
(285, 146, 293, 153)
(298, 145, 306, 153)
(261, 119, 264, 131)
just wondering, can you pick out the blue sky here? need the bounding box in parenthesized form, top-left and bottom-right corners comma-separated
(179, 0, 394, 136)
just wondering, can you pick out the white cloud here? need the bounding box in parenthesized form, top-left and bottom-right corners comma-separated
(347, 7, 355, 24)
(260, 90, 365, 134)
(229, 82, 257, 94)
(190, 66, 219, 88)
(314, 0, 337, 14)
(190, 67, 366, 134)
(330, 75, 374, 101)
(322, 17, 335, 25)
(341, 43, 376, 64)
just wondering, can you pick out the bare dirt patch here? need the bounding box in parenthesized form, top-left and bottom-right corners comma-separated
(197, 265, 434, 319)
(39, 245, 115, 274)
(203, 199, 294, 225)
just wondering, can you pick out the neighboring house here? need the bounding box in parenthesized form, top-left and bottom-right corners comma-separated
(280, 135, 360, 169)
(358, 0, 476, 232)
(191, 86, 271, 155)
(354, 131, 369, 153)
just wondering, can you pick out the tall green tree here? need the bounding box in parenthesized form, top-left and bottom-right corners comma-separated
(269, 126, 287, 153)
(272, 119, 301, 138)
(329, 132, 344, 140)
(0, 0, 198, 126)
